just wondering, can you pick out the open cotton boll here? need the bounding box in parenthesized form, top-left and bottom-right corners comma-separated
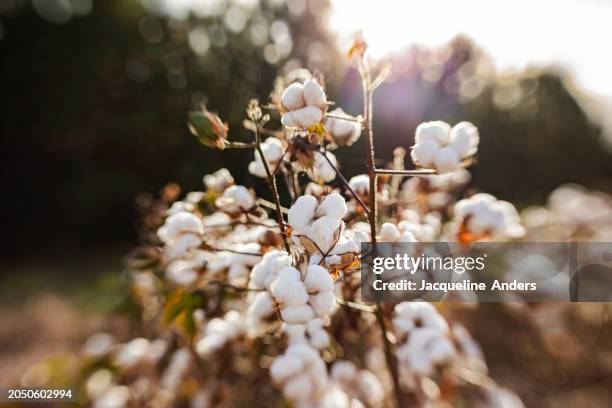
(249, 137, 284, 178)
(281, 111, 299, 128)
(113, 338, 151, 369)
(311, 151, 337, 183)
(271, 274, 309, 308)
(158, 212, 204, 243)
(166, 260, 199, 286)
(434, 146, 460, 174)
(283, 374, 314, 401)
(215, 185, 256, 213)
(309, 291, 336, 317)
(271, 354, 305, 381)
(93, 385, 130, 408)
(415, 121, 451, 145)
(393, 302, 449, 337)
(303, 215, 343, 253)
(282, 82, 305, 111)
(331, 361, 358, 383)
(204, 168, 234, 193)
(250, 250, 293, 290)
(316, 193, 347, 219)
(303, 78, 326, 107)
(398, 328, 456, 376)
(306, 319, 330, 349)
(449, 121, 479, 158)
(379, 223, 401, 241)
(288, 195, 318, 229)
(165, 233, 202, 259)
(411, 139, 440, 168)
(292, 106, 323, 128)
(281, 305, 316, 324)
(304, 265, 334, 293)
(348, 174, 369, 196)
(324, 108, 361, 147)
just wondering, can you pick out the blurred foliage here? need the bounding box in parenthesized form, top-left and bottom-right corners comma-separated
(1, 1, 611, 261)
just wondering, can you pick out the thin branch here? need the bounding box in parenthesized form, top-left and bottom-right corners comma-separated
(253, 118, 291, 253)
(205, 280, 263, 292)
(224, 141, 257, 149)
(336, 298, 376, 313)
(358, 54, 404, 408)
(375, 168, 435, 176)
(324, 113, 363, 124)
(257, 198, 289, 214)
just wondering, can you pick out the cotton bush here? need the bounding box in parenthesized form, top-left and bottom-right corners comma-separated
(70, 39, 532, 408)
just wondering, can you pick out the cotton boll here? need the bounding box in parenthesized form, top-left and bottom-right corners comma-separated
(379, 223, 400, 241)
(228, 263, 250, 285)
(204, 168, 234, 193)
(306, 215, 342, 252)
(158, 212, 204, 243)
(93, 385, 130, 408)
(303, 78, 326, 107)
(250, 250, 293, 290)
(312, 151, 337, 183)
(283, 373, 314, 401)
(348, 174, 370, 196)
(114, 338, 150, 369)
(271, 270, 309, 307)
(415, 121, 451, 144)
(331, 361, 358, 383)
(271, 354, 305, 381)
(434, 146, 460, 174)
(219, 185, 255, 211)
(449, 121, 479, 158)
(166, 260, 199, 286)
(282, 82, 305, 110)
(316, 193, 347, 219)
(304, 265, 334, 293)
(399, 328, 456, 376)
(281, 305, 316, 324)
(165, 233, 202, 259)
(281, 111, 299, 128)
(393, 302, 449, 336)
(324, 108, 361, 146)
(309, 291, 336, 317)
(247, 292, 275, 318)
(411, 139, 440, 167)
(289, 195, 318, 229)
(293, 106, 323, 128)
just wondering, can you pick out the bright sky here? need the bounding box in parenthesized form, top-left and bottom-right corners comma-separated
(329, 0, 612, 98)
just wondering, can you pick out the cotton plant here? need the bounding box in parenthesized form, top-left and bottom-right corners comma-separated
(60, 38, 534, 408)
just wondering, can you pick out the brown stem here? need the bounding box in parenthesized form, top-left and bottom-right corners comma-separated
(358, 56, 404, 408)
(375, 168, 435, 176)
(253, 122, 291, 253)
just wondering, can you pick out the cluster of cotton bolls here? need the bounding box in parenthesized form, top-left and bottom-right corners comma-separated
(330, 361, 385, 407)
(113, 337, 168, 371)
(270, 341, 329, 405)
(270, 264, 336, 324)
(454, 193, 524, 241)
(157, 211, 204, 260)
(196, 311, 244, 357)
(285, 318, 330, 350)
(248, 137, 285, 178)
(280, 76, 327, 129)
(411, 121, 479, 174)
(392, 302, 456, 378)
(288, 193, 359, 266)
